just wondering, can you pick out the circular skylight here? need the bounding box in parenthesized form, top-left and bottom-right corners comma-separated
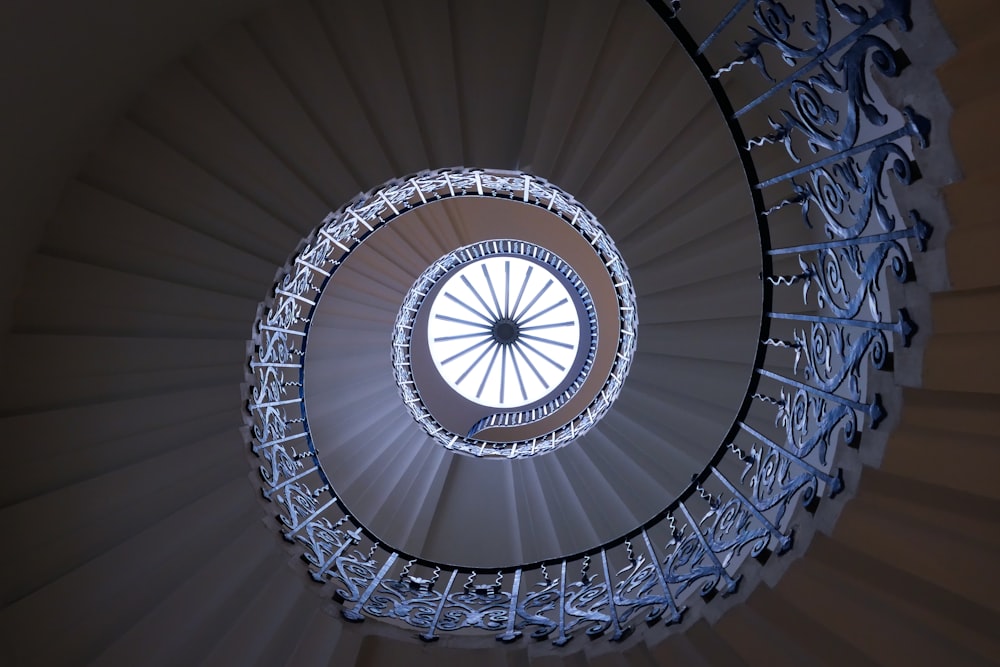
(426, 255, 582, 409)
(396, 237, 606, 452)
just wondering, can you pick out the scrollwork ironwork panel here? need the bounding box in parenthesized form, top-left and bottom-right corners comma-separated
(240, 0, 932, 646)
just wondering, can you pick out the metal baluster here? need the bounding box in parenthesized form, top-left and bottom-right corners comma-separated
(768, 224, 931, 256)
(769, 310, 915, 346)
(420, 569, 458, 642)
(260, 465, 318, 500)
(756, 368, 884, 427)
(710, 467, 793, 554)
(756, 118, 929, 189)
(738, 422, 844, 494)
(251, 431, 307, 453)
(497, 568, 523, 643)
(678, 501, 740, 595)
(309, 526, 362, 582)
(341, 551, 397, 622)
(553, 561, 571, 646)
(248, 397, 302, 411)
(600, 549, 631, 641)
(732, 4, 913, 118)
(282, 497, 338, 541)
(639, 528, 685, 625)
(697, 0, 752, 54)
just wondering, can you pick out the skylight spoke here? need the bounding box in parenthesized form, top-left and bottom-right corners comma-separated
(456, 340, 498, 385)
(518, 298, 570, 326)
(513, 279, 553, 321)
(442, 336, 493, 366)
(500, 345, 508, 404)
(509, 265, 533, 320)
(519, 321, 575, 331)
(476, 345, 501, 399)
(461, 275, 499, 320)
(504, 261, 510, 318)
(509, 346, 528, 400)
(433, 331, 493, 342)
(513, 343, 549, 389)
(443, 291, 493, 323)
(510, 350, 528, 401)
(482, 263, 504, 322)
(519, 333, 575, 349)
(517, 339, 566, 371)
(435, 313, 491, 329)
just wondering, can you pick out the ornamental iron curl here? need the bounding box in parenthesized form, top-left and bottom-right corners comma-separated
(242, 0, 931, 646)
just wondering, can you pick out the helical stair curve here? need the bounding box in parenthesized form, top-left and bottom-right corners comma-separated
(1, 0, 995, 666)
(244, 0, 929, 644)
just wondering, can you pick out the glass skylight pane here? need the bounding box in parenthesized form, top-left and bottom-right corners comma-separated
(427, 256, 581, 408)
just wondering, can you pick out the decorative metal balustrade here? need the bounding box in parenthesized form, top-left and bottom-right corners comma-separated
(244, 0, 931, 646)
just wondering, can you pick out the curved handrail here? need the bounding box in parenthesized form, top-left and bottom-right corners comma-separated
(243, 0, 932, 645)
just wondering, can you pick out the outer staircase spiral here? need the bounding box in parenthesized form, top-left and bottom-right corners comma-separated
(0, 1, 997, 665)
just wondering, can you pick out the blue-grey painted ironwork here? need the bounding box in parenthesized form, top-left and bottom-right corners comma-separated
(243, 0, 931, 646)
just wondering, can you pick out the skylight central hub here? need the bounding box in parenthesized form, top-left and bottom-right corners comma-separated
(492, 319, 519, 345)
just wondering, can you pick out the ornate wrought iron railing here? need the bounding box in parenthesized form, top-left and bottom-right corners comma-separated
(243, 0, 931, 646)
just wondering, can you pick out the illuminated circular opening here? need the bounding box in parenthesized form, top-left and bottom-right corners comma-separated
(426, 255, 583, 409)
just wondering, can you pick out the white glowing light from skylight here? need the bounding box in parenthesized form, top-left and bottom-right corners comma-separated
(426, 256, 581, 408)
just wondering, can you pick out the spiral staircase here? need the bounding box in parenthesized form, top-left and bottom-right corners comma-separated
(1, 0, 997, 665)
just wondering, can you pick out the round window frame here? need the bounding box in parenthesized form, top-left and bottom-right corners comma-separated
(397, 240, 599, 440)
